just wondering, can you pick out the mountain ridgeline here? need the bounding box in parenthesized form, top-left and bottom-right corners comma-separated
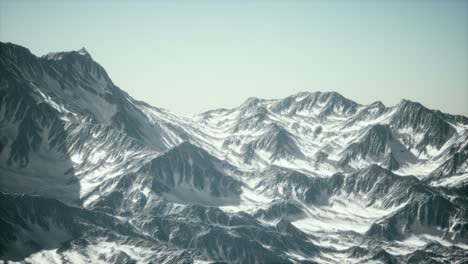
(1, 42, 467, 263)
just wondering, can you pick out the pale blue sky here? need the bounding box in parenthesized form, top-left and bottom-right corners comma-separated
(1, 0, 467, 115)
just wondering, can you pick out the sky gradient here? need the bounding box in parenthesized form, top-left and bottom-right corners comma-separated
(1, 0, 467, 115)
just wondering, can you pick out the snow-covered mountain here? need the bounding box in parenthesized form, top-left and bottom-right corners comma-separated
(1, 42, 467, 263)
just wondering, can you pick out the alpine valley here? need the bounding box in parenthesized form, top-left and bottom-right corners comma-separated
(1, 42, 467, 264)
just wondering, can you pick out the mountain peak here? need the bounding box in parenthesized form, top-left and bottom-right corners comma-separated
(78, 47, 90, 56)
(293, 90, 347, 100)
(369, 101, 385, 108)
(43, 47, 92, 61)
(266, 123, 288, 134)
(320, 91, 358, 105)
(392, 98, 431, 120)
(251, 123, 305, 161)
(292, 91, 321, 98)
(240, 97, 263, 108)
(269, 90, 360, 117)
(0, 42, 36, 61)
(396, 98, 425, 110)
(238, 97, 268, 117)
(172, 141, 204, 153)
(168, 141, 223, 164)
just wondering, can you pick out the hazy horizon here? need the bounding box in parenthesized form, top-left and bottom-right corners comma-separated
(1, 0, 467, 115)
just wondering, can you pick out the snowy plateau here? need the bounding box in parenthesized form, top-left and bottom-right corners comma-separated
(0, 42, 467, 263)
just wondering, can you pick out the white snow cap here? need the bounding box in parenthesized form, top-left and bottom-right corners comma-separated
(78, 47, 89, 56)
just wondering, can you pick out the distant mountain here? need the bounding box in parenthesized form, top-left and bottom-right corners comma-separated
(1, 42, 467, 263)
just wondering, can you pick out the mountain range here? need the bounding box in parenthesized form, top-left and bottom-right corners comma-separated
(0, 42, 467, 263)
